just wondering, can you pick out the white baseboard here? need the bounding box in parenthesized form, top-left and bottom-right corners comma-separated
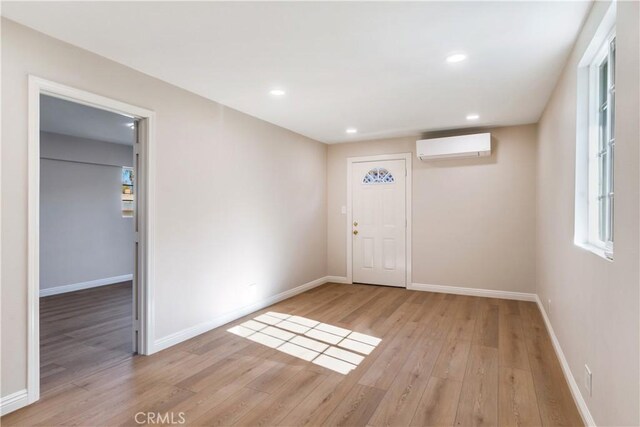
(325, 275, 350, 284)
(409, 282, 536, 301)
(535, 296, 595, 426)
(153, 276, 333, 353)
(39, 274, 133, 297)
(0, 389, 28, 416)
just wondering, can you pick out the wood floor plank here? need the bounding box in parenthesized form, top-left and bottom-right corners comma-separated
(339, 286, 390, 324)
(454, 345, 499, 427)
(245, 362, 305, 394)
(305, 284, 383, 325)
(421, 294, 460, 340)
(499, 299, 522, 316)
(367, 337, 442, 426)
(190, 387, 270, 426)
(73, 349, 195, 392)
(176, 355, 257, 393)
(278, 374, 345, 426)
(233, 370, 326, 426)
(94, 384, 195, 426)
(446, 296, 479, 342)
(157, 357, 279, 424)
(499, 312, 530, 371)
(32, 374, 167, 426)
(322, 383, 386, 427)
(499, 367, 542, 427)
(473, 300, 499, 348)
(431, 338, 472, 381)
(367, 291, 424, 337)
(411, 376, 463, 427)
(358, 321, 419, 390)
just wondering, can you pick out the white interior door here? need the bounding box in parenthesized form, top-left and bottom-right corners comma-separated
(352, 159, 407, 287)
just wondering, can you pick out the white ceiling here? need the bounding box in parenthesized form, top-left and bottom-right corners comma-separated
(41, 95, 136, 145)
(5, 1, 591, 143)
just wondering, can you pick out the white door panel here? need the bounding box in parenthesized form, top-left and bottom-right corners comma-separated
(352, 159, 406, 287)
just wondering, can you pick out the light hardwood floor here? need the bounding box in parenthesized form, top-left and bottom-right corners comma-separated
(2, 283, 583, 426)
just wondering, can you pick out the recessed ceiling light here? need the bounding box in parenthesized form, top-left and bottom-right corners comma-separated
(346, 128, 358, 134)
(446, 53, 467, 63)
(269, 89, 286, 96)
(466, 114, 480, 120)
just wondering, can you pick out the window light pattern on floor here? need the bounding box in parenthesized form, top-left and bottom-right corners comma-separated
(227, 311, 381, 374)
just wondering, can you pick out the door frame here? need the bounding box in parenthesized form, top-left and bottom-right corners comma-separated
(346, 153, 412, 287)
(27, 76, 156, 406)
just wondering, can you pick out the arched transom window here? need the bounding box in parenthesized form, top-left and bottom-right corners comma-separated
(363, 167, 395, 184)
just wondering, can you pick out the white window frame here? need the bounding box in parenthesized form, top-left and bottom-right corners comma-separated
(587, 31, 615, 256)
(575, 2, 616, 261)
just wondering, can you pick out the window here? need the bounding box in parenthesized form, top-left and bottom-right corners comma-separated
(122, 167, 134, 218)
(575, 3, 615, 260)
(592, 36, 615, 249)
(362, 168, 394, 184)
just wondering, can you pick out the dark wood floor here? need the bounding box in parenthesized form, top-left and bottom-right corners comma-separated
(40, 281, 133, 393)
(3, 282, 583, 426)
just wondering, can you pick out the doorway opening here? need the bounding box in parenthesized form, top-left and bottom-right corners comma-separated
(27, 77, 155, 405)
(39, 95, 138, 393)
(346, 153, 412, 288)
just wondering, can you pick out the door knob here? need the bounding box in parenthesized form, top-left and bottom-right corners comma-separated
(353, 230, 359, 235)
(353, 221, 358, 226)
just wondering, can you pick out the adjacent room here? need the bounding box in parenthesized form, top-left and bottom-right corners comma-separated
(1, 1, 638, 427)
(38, 95, 137, 393)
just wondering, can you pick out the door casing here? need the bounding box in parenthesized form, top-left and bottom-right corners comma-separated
(346, 153, 412, 287)
(26, 76, 156, 407)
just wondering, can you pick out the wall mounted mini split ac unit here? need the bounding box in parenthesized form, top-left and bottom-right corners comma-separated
(416, 132, 491, 160)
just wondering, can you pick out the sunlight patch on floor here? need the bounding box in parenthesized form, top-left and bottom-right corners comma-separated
(227, 311, 381, 374)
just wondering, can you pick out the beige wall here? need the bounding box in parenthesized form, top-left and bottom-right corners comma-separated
(1, 19, 327, 397)
(536, 1, 639, 425)
(327, 125, 537, 293)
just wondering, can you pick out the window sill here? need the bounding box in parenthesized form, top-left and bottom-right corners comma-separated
(575, 241, 614, 262)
